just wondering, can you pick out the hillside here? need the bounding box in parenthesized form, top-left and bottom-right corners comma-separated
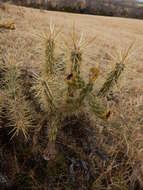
(0, 3, 143, 190)
(3, 0, 143, 19)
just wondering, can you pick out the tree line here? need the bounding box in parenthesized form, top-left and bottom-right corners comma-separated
(3, 0, 143, 19)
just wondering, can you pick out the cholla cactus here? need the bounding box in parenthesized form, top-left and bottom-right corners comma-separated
(0, 51, 33, 140)
(78, 67, 100, 103)
(65, 28, 96, 98)
(98, 43, 133, 97)
(0, 91, 6, 120)
(88, 94, 111, 120)
(33, 20, 63, 158)
(66, 72, 85, 98)
(7, 97, 33, 139)
(48, 118, 58, 142)
(67, 28, 96, 77)
(32, 23, 132, 159)
(32, 77, 56, 113)
(34, 19, 63, 111)
(42, 19, 61, 76)
(97, 62, 125, 97)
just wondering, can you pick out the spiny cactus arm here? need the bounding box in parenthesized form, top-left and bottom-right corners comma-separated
(48, 118, 58, 142)
(0, 58, 33, 139)
(32, 77, 56, 112)
(2, 64, 22, 103)
(97, 62, 125, 97)
(44, 115, 59, 161)
(43, 80, 56, 109)
(88, 94, 110, 120)
(71, 50, 82, 75)
(77, 66, 100, 105)
(66, 73, 85, 98)
(41, 21, 62, 76)
(78, 82, 93, 105)
(45, 39, 55, 75)
(0, 49, 7, 84)
(0, 91, 6, 116)
(43, 81, 53, 100)
(98, 43, 134, 98)
(7, 97, 33, 140)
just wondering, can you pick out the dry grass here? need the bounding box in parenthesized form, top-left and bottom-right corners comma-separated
(0, 3, 143, 190)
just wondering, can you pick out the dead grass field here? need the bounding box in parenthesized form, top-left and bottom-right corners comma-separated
(0, 3, 143, 189)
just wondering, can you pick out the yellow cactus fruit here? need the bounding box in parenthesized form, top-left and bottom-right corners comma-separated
(89, 67, 99, 82)
(103, 109, 111, 120)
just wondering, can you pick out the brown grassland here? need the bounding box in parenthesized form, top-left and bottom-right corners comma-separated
(0, 3, 143, 190)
